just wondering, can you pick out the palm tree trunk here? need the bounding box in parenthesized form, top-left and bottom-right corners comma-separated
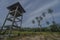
(51, 13, 55, 24)
(38, 20, 41, 32)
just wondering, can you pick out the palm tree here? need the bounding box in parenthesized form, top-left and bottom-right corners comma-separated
(32, 20, 35, 24)
(35, 17, 40, 27)
(42, 12, 50, 25)
(32, 16, 43, 32)
(48, 9, 55, 24)
(39, 16, 43, 21)
(39, 16, 43, 32)
(36, 16, 43, 32)
(48, 9, 56, 32)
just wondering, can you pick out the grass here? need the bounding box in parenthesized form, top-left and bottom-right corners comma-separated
(6, 32, 60, 40)
(1, 30, 60, 40)
(12, 31, 60, 35)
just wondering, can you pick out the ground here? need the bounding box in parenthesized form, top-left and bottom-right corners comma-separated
(2, 32, 60, 40)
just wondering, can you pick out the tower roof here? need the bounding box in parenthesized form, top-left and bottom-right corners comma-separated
(7, 2, 25, 13)
(7, 2, 26, 17)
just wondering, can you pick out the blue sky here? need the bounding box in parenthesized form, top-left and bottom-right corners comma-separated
(0, 0, 60, 28)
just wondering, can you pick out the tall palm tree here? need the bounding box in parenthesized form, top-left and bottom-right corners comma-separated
(39, 16, 43, 32)
(48, 9, 56, 32)
(32, 16, 43, 32)
(35, 17, 40, 27)
(36, 16, 43, 32)
(42, 12, 50, 25)
(48, 9, 55, 24)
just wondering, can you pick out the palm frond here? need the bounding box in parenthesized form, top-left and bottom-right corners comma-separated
(39, 16, 43, 20)
(42, 13, 46, 17)
(46, 21, 50, 25)
(35, 17, 39, 20)
(48, 9, 53, 13)
(32, 20, 35, 24)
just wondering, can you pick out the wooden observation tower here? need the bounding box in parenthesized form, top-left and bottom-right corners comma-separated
(0, 2, 25, 36)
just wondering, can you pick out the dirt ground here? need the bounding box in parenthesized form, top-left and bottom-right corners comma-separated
(13, 34, 60, 40)
(0, 32, 60, 40)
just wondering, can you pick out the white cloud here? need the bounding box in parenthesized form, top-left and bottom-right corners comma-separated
(23, 0, 59, 27)
(23, 12, 60, 27)
(30, 0, 58, 16)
